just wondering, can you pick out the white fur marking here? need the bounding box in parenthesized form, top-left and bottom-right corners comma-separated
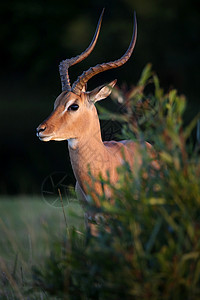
(68, 138, 78, 149)
(62, 100, 76, 114)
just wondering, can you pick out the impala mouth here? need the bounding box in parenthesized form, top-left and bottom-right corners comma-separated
(36, 132, 54, 142)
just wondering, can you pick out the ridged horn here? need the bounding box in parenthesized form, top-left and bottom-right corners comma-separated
(59, 8, 105, 92)
(72, 11, 137, 96)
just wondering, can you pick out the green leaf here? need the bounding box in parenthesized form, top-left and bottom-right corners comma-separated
(138, 63, 152, 86)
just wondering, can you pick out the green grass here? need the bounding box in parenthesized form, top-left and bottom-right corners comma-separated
(0, 196, 84, 299)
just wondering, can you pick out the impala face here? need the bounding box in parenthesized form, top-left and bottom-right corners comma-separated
(36, 80, 117, 142)
(36, 91, 92, 142)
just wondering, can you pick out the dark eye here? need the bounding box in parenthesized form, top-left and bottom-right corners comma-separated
(68, 104, 79, 111)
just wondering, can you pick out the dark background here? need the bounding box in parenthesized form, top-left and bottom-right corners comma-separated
(0, 0, 199, 195)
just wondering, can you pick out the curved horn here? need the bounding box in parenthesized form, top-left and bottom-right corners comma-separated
(59, 8, 105, 92)
(72, 12, 137, 95)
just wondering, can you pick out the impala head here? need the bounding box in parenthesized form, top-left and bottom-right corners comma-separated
(36, 10, 137, 143)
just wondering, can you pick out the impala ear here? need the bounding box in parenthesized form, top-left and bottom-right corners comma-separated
(87, 79, 117, 103)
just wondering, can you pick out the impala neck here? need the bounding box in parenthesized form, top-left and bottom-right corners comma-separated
(68, 105, 102, 150)
(68, 105, 108, 190)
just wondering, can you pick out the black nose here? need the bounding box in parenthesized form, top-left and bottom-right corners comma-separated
(36, 124, 46, 135)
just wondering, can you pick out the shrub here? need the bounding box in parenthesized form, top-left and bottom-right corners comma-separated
(32, 64, 200, 299)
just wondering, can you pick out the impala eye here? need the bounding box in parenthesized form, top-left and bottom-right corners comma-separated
(68, 104, 79, 111)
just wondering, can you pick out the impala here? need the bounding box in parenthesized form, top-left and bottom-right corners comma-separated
(37, 10, 156, 216)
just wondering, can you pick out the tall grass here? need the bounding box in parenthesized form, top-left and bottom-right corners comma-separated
(0, 197, 84, 299)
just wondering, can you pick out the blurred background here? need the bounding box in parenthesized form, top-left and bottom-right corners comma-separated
(0, 0, 199, 195)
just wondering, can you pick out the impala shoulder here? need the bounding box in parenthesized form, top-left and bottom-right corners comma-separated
(103, 141, 117, 145)
(103, 140, 124, 150)
(103, 140, 137, 154)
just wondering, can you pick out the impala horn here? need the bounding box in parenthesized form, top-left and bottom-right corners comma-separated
(72, 11, 137, 96)
(59, 9, 104, 92)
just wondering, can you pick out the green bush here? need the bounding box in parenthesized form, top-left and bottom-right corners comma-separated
(32, 65, 200, 299)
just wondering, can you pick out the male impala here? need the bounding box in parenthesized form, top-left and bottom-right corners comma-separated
(37, 10, 154, 212)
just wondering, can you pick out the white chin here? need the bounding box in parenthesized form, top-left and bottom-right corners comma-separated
(53, 137, 67, 141)
(39, 136, 53, 142)
(39, 136, 67, 142)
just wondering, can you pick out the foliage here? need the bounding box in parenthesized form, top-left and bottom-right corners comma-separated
(31, 65, 200, 299)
